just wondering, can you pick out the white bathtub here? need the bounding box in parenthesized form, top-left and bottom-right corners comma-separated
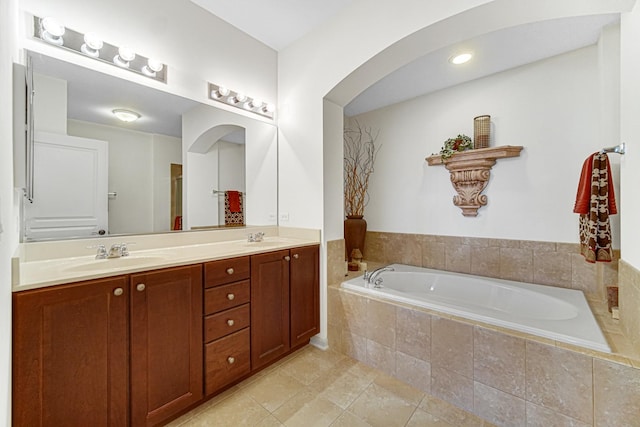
(341, 264, 610, 353)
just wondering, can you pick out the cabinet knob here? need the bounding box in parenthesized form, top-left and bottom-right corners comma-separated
(136, 283, 146, 292)
(227, 293, 235, 301)
(227, 319, 235, 326)
(226, 267, 234, 275)
(113, 288, 124, 296)
(293, 253, 299, 259)
(227, 356, 235, 365)
(284, 255, 291, 261)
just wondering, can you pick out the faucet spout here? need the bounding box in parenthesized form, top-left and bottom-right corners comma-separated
(364, 266, 395, 288)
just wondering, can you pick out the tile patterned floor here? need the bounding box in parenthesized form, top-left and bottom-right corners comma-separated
(167, 346, 495, 427)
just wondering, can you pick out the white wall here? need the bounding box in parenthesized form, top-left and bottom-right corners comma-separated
(217, 141, 245, 222)
(349, 45, 621, 245)
(68, 120, 181, 235)
(0, 0, 19, 423)
(32, 73, 66, 134)
(621, 4, 640, 268)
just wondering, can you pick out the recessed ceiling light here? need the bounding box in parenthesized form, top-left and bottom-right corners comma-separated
(449, 52, 473, 65)
(112, 109, 141, 122)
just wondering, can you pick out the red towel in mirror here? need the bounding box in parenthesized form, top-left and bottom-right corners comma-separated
(227, 191, 241, 213)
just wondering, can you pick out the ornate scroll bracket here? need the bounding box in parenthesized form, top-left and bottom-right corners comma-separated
(426, 146, 523, 217)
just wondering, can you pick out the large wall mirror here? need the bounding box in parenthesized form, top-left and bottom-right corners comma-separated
(23, 51, 278, 241)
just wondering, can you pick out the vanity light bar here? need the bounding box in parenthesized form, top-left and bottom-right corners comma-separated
(33, 16, 167, 83)
(208, 83, 275, 119)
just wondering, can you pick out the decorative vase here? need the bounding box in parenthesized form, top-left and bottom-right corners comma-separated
(344, 215, 367, 261)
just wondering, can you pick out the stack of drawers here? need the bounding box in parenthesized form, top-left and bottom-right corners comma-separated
(203, 256, 251, 395)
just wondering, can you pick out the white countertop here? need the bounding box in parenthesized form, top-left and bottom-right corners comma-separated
(13, 227, 320, 291)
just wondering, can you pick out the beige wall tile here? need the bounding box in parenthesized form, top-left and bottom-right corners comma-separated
(431, 366, 474, 413)
(519, 240, 556, 252)
(327, 287, 344, 328)
(525, 341, 593, 424)
(470, 246, 500, 278)
(327, 322, 343, 354)
(366, 299, 396, 348)
(386, 233, 422, 265)
(462, 236, 491, 247)
(533, 251, 572, 288)
(557, 242, 580, 254)
(499, 248, 533, 282)
(473, 382, 525, 427)
(571, 253, 600, 296)
(593, 359, 640, 426)
(423, 240, 445, 270)
(341, 291, 368, 336)
(326, 239, 347, 286)
(395, 351, 431, 394)
(364, 231, 387, 262)
(437, 236, 464, 245)
(473, 327, 525, 398)
(445, 244, 471, 273)
(366, 339, 396, 377)
(432, 317, 473, 377)
(525, 402, 590, 427)
(619, 260, 640, 353)
(396, 306, 431, 361)
(343, 332, 367, 362)
(487, 238, 520, 248)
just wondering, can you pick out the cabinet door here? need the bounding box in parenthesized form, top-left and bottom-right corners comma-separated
(251, 250, 290, 370)
(290, 245, 320, 348)
(130, 265, 203, 426)
(13, 276, 129, 427)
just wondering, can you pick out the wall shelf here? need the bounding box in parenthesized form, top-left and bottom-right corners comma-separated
(426, 145, 523, 217)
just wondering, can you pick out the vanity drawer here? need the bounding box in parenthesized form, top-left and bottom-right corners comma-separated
(205, 328, 251, 395)
(204, 280, 250, 315)
(204, 257, 250, 288)
(205, 303, 250, 343)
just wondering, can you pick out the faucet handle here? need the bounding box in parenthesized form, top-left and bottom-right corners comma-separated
(94, 244, 107, 259)
(120, 243, 129, 257)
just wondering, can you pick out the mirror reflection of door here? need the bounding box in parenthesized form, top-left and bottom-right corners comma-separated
(171, 163, 183, 230)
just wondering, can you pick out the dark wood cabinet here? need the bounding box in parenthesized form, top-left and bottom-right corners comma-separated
(290, 245, 320, 348)
(251, 250, 291, 370)
(13, 276, 129, 427)
(13, 265, 203, 427)
(130, 265, 203, 426)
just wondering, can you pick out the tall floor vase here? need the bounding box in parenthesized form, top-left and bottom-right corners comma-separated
(344, 215, 367, 261)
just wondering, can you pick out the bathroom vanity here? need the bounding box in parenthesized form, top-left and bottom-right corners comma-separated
(11, 228, 320, 426)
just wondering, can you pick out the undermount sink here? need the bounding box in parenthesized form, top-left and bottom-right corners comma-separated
(62, 255, 170, 273)
(241, 241, 283, 248)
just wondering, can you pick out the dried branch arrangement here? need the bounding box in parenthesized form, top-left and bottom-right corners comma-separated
(344, 121, 380, 217)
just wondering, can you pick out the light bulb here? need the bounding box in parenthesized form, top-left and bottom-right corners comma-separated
(141, 59, 163, 77)
(41, 17, 65, 46)
(229, 93, 246, 104)
(80, 32, 103, 57)
(112, 109, 141, 122)
(211, 86, 230, 99)
(263, 103, 276, 114)
(114, 46, 136, 68)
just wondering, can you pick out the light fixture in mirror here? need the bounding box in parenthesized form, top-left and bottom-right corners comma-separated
(32, 15, 167, 83)
(112, 109, 141, 122)
(449, 52, 473, 65)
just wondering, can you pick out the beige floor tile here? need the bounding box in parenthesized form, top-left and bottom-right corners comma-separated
(347, 382, 417, 427)
(184, 393, 270, 426)
(330, 411, 372, 427)
(309, 369, 373, 409)
(373, 371, 425, 406)
(256, 415, 285, 427)
(280, 347, 339, 385)
(243, 370, 307, 412)
(406, 408, 454, 427)
(272, 388, 343, 427)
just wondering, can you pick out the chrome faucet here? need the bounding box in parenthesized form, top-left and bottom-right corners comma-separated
(107, 243, 130, 258)
(95, 245, 108, 260)
(363, 266, 395, 288)
(247, 232, 265, 242)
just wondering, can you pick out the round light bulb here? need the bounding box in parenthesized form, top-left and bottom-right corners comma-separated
(147, 59, 163, 73)
(84, 33, 103, 50)
(41, 17, 65, 37)
(118, 46, 136, 62)
(264, 103, 276, 114)
(449, 52, 473, 65)
(234, 93, 246, 103)
(251, 98, 262, 109)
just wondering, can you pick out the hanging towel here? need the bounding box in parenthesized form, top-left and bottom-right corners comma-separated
(224, 191, 244, 226)
(574, 153, 617, 263)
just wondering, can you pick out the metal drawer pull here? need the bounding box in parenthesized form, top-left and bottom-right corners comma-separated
(227, 319, 235, 326)
(227, 356, 235, 364)
(293, 253, 299, 259)
(136, 283, 146, 292)
(227, 293, 235, 301)
(284, 255, 291, 261)
(113, 288, 124, 296)
(226, 267, 234, 275)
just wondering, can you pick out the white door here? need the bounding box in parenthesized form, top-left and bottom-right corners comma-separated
(24, 131, 108, 241)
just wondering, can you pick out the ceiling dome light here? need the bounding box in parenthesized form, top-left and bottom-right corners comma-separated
(142, 59, 163, 77)
(449, 52, 473, 65)
(80, 32, 103, 58)
(113, 46, 136, 68)
(112, 109, 141, 122)
(41, 17, 65, 46)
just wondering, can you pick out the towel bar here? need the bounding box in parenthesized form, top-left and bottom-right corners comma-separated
(600, 143, 625, 155)
(212, 189, 245, 195)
